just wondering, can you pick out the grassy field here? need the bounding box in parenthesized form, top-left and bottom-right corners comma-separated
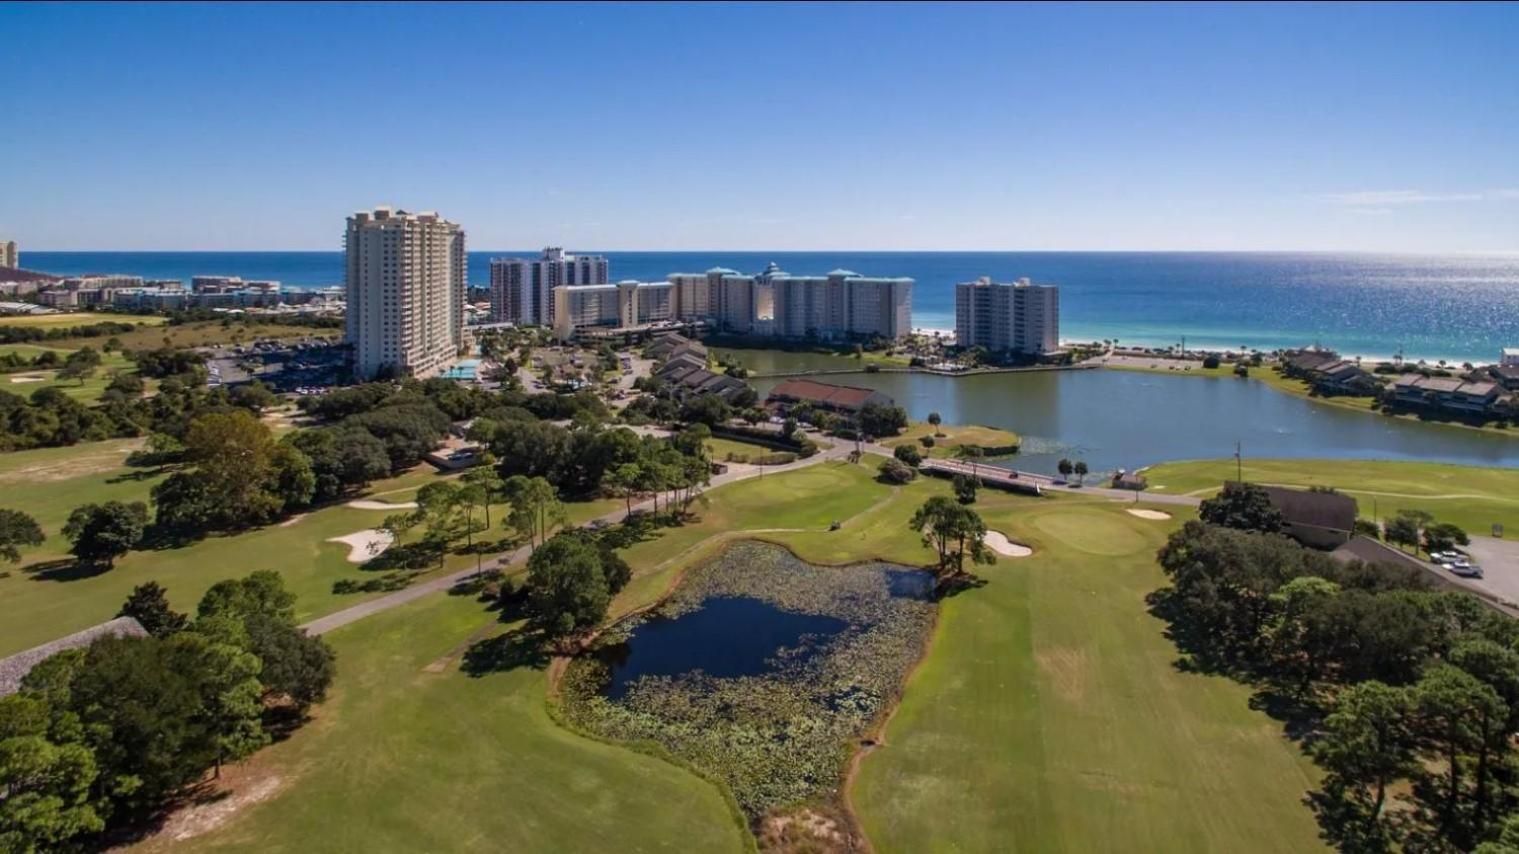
(1145, 457, 1519, 534)
(0, 345, 146, 402)
(131, 456, 1328, 852)
(705, 435, 784, 461)
(0, 446, 621, 657)
(143, 592, 745, 853)
(0, 311, 167, 328)
(882, 420, 1022, 458)
(842, 492, 1325, 852)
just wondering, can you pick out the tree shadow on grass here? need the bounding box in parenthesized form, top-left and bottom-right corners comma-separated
(25, 559, 112, 583)
(105, 465, 172, 484)
(1249, 686, 1327, 747)
(935, 571, 988, 599)
(461, 627, 548, 677)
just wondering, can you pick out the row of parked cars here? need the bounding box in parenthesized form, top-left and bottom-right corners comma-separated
(1432, 550, 1484, 578)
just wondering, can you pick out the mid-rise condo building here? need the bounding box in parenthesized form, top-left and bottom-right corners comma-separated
(0, 240, 16, 269)
(490, 247, 609, 326)
(553, 280, 673, 339)
(666, 263, 911, 341)
(955, 277, 1060, 355)
(345, 206, 466, 379)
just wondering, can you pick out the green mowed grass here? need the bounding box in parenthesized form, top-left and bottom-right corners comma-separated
(134, 460, 1324, 851)
(883, 420, 1022, 458)
(0, 311, 167, 328)
(1146, 458, 1519, 534)
(0, 445, 621, 657)
(0, 347, 145, 402)
(705, 436, 783, 460)
(849, 495, 1324, 852)
(151, 593, 745, 853)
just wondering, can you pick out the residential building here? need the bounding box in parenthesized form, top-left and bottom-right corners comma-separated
(1282, 349, 1379, 395)
(1239, 483, 1358, 549)
(766, 378, 894, 415)
(652, 358, 748, 402)
(489, 247, 609, 325)
(192, 275, 282, 295)
(1, 617, 147, 698)
(0, 240, 16, 269)
(1502, 348, 1519, 368)
(1392, 374, 1503, 414)
(645, 333, 707, 362)
(670, 263, 911, 341)
(345, 205, 466, 380)
(552, 280, 673, 339)
(955, 277, 1060, 355)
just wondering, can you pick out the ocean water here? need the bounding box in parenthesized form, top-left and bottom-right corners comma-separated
(23, 251, 1519, 363)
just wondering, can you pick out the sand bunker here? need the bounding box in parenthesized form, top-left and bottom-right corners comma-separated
(8, 375, 46, 383)
(347, 499, 418, 511)
(1126, 509, 1172, 520)
(327, 529, 395, 562)
(983, 530, 1033, 557)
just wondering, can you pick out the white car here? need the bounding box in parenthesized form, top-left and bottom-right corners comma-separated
(1431, 551, 1461, 564)
(1450, 563, 1484, 579)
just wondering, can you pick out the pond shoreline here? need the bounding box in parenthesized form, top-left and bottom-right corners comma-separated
(550, 538, 942, 850)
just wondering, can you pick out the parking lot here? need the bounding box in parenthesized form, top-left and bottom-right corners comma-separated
(1463, 536, 1519, 607)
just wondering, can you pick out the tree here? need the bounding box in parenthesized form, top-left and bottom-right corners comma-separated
(953, 443, 983, 477)
(56, 347, 102, 385)
(927, 411, 942, 436)
(228, 381, 278, 413)
(1384, 513, 1422, 552)
(608, 462, 643, 519)
(0, 694, 105, 851)
(503, 475, 566, 551)
(1057, 458, 1074, 480)
(525, 531, 628, 641)
(1308, 681, 1416, 852)
(62, 501, 148, 567)
(118, 581, 188, 637)
(196, 572, 334, 711)
(877, 458, 917, 484)
(286, 426, 390, 503)
(859, 402, 908, 437)
(1423, 522, 1470, 556)
(0, 509, 44, 564)
(1198, 482, 1284, 533)
(1448, 639, 1519, 837)
(909, 496, 994, 579)
(460, 456, 504, 528)
(1072, 460, 1089, 486)
(1410, 664, 1506, 849)
(893, 443, 922, 466)
(952, 473, 978, 504)
(1265, 576, 1341, 695)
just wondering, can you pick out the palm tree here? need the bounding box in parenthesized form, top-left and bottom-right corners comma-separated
(1057, 458, 1074, 481)
(955, 443, 983, 478)
(1073, 460, 1089, 486)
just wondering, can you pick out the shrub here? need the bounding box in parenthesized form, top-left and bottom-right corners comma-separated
(877, 458, 917, 484)
(893, 444, 923, 466)
(1202, 355, 1221, 369)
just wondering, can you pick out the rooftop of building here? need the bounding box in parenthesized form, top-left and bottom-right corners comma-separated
(0, 616, 147, 697)
(767, 377, 888, 410)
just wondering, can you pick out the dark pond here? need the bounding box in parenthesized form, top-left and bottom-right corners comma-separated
(600, 597, 847, 699)
(601, 567, 934, 701)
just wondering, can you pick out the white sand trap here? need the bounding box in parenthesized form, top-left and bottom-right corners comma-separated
(9, 375, 46, 383)
(347, 499, 418, 511)
(328, 529, 395, 562)
(984, 530, 1033, 557)
(1127, 509, 1172, 520)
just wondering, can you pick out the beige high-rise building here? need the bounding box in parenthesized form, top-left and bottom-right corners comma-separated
(344, 206, 466, 379)
(0, 240, 17, 269)
(955, 276, 1060, 355)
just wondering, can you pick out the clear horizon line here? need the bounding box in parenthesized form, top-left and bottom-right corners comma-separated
(23, 247, 1519, 256)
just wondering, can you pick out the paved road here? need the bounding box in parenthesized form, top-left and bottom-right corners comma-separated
(299, 440, 854, 636)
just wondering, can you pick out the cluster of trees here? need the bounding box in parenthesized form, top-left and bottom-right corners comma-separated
(151, 410, 315, 534)
(0, 319, 140, 345)
(1056, 457, 1090, 486)
(909, 495, 994, 582)
(524, 529, 632, 644)
(0, 574, 333, 851)
(1382, 508, 1470, 556)
(1157, 516, 1519, 850)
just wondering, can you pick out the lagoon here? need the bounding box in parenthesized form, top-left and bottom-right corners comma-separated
(728, 350, 1519, 475)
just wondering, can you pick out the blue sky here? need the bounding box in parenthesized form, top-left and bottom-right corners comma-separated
(3, 2, 1517, 252)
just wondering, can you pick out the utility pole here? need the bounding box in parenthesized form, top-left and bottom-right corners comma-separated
(1234, 440, 1242, 483)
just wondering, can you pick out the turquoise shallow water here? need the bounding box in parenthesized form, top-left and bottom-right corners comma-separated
(23, 250, 1519, 362)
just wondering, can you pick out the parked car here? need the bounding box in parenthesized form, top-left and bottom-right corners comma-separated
(1431, 551, 1461, 564)
(1450, 563, 1484, 579)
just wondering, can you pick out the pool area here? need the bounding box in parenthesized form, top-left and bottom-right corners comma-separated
(440, 358, 481, 381)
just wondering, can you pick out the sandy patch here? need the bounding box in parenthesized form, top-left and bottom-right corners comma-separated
(278, 513, 308, 528)
(1126, 508, 1172, 520)
(8, 375, 46, 383)
(160, 773, 286, 842)
(983, 530, 1033, 557)
(327, 529, 395, 562)
(346, 499, 418, 511)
